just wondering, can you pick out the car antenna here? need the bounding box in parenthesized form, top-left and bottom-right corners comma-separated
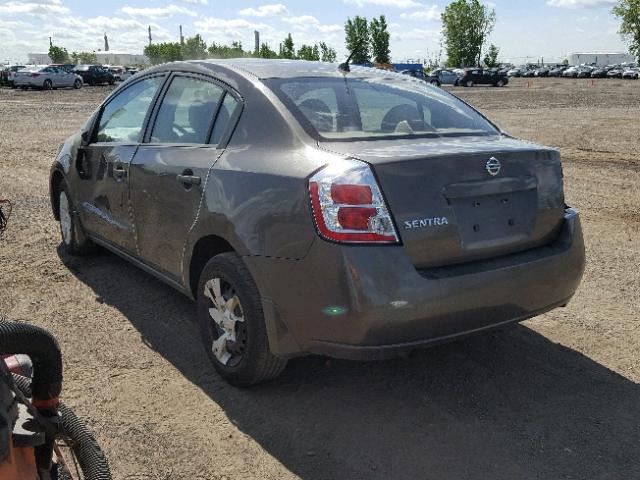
(338, 37, 366, 73)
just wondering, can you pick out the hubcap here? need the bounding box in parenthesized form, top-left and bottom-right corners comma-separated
(203, 278, 246, 366)
(59, 191, 72, 245)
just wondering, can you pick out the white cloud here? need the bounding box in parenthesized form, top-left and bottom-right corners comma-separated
(317, 24, 343, 33)
(282, 14, 320, 25)
(342, 0, 422, 8)
(121, 5, 197, 19)
(400, 5, 439, 21)
(179, 0, 208, 4)
(546, 0, 616, 8)
(0, 1, 69, 15)
(238, 4, 289, 17)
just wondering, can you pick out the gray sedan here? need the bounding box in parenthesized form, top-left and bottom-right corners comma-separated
(49, 59, 585, 385)
(430, 68, 459, 85)
(14, 65, 83, 90)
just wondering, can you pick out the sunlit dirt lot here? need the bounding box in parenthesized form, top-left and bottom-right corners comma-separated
(1, 77, 638, 479)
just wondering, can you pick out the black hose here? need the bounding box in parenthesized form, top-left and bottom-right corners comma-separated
(0, 319, 62, 402)
(12, 374, 112, 480)
(0, 318, 63, 469)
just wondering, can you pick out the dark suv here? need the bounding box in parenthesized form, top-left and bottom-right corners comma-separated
(73, 65, 115, 86)
(457, 68, 509, 87)
(49, 59, 584, 385)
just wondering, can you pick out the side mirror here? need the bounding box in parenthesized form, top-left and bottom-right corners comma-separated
(81, 130, 90, 145)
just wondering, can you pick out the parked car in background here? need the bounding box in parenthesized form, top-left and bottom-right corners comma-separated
(575, 66, 594, 78)
(108, 66, 125, 81)
(507, 67, 523, 77)
(607, 67, 624, 78)
(1, 65, 26, 87)
(521, 69, 536, 78)
(562, 66, 579, 78)
(622, 68, 639, 79)
(49, 59, 584, 386)
(13, 65, 83, 90)
(73, 65, 115, 85)
(399, 69, 441, 86)
(50, 63, 76, 73)
(120, 68, 139, 82)
(429, 68, 459, 85)
(457, 68, 508, 87)
(534, 67, 550, 77)
(590, 67, 610, 78)
(548, 66, 567, 77)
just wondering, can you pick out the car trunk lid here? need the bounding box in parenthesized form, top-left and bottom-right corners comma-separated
(320, 135, 566, 269)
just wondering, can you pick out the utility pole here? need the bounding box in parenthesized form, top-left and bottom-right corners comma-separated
(104, 33, 109, 52)
(49, 37, 52, 47)
(148, 25, 152, 46)
(180, 25, 184, 45)
(254, 31, 259, 55)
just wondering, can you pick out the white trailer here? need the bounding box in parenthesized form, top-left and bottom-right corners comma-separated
(568, 52, 636, 66)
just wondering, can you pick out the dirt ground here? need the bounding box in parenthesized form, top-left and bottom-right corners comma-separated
(0, 77, 638, 480)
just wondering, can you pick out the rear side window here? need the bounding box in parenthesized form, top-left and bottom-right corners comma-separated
(210, 93, 239, 145)
(96, 76, 163, 143)
(151, 76, 225, 144)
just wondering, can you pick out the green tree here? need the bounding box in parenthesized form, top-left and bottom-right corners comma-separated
(613, 0, 640, 62)
(298, 44, 320, 61)
(319, 42, 337, 62)
(182, 34, 207, 60)
(207, 41, 246, 59)
(483, 43, 500, 68)
(441, 0, 496, 67)
(258, 42, 279, 59)
(345, 16, 370, 64)
(48, 45, 69, 63)
(370, 15, 391, 63)
(71, 51, 98, 64)
(279, 34, 295, 59)
(144, 42, 183, 65)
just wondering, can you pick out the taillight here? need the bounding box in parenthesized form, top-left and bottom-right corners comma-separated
(308, 158, 399, 244)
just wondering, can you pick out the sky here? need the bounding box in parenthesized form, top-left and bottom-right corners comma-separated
(0, 0, 629, 64)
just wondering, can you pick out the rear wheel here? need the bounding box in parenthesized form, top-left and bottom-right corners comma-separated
(495, 79, 505, 87)
(43, 79, 52, 90)
(197, 253, 287, 386)
(465, 80, 474, 87)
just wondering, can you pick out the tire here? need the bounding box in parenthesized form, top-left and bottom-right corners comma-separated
(73, 79, 82, 89)
(57, 180, 95, 256)
(465, 80, 474, 88)
(429, 79, 441, 87)
(43, 79, 52, 90)
(197, 252, 287, 386)
(496, 79, 504, 87)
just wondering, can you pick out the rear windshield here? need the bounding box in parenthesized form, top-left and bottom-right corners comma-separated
(266, 74, 499, 141)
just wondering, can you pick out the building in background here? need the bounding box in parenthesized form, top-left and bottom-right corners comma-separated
(27, 51, 148, 66)
(567, 52, 635, 66)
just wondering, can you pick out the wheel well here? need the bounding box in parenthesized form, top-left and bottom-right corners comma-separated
(189, 235, 235, 297)
(51, 170, 64, 220)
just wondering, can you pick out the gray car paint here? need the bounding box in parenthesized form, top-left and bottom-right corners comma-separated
(50, 59, 585, 359)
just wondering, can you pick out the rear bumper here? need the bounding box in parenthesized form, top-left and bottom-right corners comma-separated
(245, 208, 585, 359)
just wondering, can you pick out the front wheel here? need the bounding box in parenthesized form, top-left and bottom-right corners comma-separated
(73, 79, 82, 89)
(429, 79, 441, 87)
(43, 79, 52, 90)
(495, 79, 505, 87)
(465, 80, 474, 87)
(57, 180, 95, 256)
(197, 253, 287, 386)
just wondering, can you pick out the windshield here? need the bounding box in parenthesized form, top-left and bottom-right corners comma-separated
(266, 75, 499, 141)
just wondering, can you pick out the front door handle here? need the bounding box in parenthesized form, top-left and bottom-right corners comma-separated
(177, 173, 201, 188)
(113, 163, 126, 180)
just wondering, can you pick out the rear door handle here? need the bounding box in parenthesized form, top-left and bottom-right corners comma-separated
(177, 174, 201, 187)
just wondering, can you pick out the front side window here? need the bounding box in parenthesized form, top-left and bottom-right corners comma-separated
(96, 76, 164, 143)
(267, 75, 499, 140)
(151, 76, 224, 144)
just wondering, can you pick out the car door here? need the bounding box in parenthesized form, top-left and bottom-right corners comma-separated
(75, 74, 166, 252)
(129, 73, 241, 281)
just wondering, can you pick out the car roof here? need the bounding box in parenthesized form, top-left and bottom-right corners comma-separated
(190, 58, 407, 80)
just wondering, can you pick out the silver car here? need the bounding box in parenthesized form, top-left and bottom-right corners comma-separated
(430, 68, 459, 85)
(14, 65, 83, 90)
